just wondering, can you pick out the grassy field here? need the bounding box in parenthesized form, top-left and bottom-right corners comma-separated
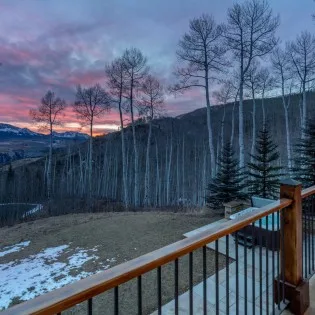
(0, 212, 229, 314)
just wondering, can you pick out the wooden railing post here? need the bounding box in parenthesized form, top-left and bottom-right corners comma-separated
(278, 178, 309, 315)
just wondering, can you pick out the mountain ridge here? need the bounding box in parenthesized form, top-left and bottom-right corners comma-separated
(0, 123, 89, 141)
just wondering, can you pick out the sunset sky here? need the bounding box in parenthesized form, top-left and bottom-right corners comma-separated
(0, 0, 313, 135)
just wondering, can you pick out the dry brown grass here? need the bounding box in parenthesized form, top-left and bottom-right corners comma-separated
(1, 212, 229, 315)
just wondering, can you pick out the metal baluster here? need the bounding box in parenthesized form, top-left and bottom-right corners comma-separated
(252, 222, 255, 315)
(175, 259, 179, 315)
(272, 212, 275, 315)
(259, 219, 263, 315)
(215, 240, 219, 315)
(157, 267, 162, 315)
(189, 252, 193, 315)
(235, 232, 239, 315)
(226, 235, 229, 315)
(309, 198, 311, 276)
(304, 199, 307, 278)
(304, 199, 309, 278)
(138, 276, 142, 315)
(281, 209, 285, 304)
(114, 286, 119, 315)
(203, 246, 207, 315)
(302, 199, 305, 276)
(312, 196, 315, 273)
(87, 298, 92, 315)
(244, 228, 248, 315)
(266, 215, 269, 315)
(277, 211, 281, 310)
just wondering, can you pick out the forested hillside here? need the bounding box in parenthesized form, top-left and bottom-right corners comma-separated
(0, 91, 311, 209)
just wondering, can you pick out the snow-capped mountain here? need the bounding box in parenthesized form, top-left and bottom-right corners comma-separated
(0, 124, 42, 138)
(0, 123, 88, 140)
(52, 131, 89, 139)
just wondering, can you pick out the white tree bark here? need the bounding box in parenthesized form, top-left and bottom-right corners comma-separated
(230, 100, 236, 146)
(143, 120, 152, 206)
(261, 95, 266, 127)
(239, 77, 245, 168)
(155, 140, 161, 207)
(250, 93, 257, 164)
(166, 136, 173, 205)
(220, 106, 226, 153)
(118, 100, 128, 208)
(205, 73, 216, 177)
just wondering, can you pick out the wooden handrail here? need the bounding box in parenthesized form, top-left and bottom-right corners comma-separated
(301, 185, 315, 199)
(1, 198, 292, 315)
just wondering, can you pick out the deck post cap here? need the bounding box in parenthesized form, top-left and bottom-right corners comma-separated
(280, 178, 302, 187)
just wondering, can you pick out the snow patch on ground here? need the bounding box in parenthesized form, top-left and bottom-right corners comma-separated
(0, 241, 30, 258)
(0, 244, 115, 310)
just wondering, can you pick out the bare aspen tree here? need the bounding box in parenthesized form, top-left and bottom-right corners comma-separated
(139, 74, 164, 206)
(287, 31, 315, 135)
(271, 46, 294, 171)
(224, 0, 279, 168)
(166, 133, 173, 205)
(29, 91, 66, 208)
(225, 76, 240, 147)
(258, 67, 274, 127)
(244, 62, 261, 162)
(155, 139, 161, 207)
(213, 80, 234, 155)
(105, 58, 129, 207)
(73, 84, 111, 202)
(230, 88, 239, 147)
(123, 48, 148, 207)
(172, 14, 227, 177)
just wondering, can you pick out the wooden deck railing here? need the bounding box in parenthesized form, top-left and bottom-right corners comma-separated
(1, 182, 315, 315)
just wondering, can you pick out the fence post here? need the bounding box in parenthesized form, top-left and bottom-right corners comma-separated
(277, 178, 309, 315)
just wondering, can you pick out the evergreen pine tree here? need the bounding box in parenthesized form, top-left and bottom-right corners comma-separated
(292, 120, 315, 187)
(206, 142, 247, 212)
(247, 127, 282, 198)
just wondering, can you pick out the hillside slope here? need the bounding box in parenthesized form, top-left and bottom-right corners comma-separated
(0, 92, 311, 207)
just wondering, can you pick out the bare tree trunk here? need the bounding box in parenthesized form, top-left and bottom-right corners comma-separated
(298, 87, 303, 135)
(118, 101, 128, 207)
(250, 94, 256, 164)
(194, 142, 198, 205)
(205, 70, 216, 177)
(262, 94, 266, 127)
(230, 100, 236, 146)
(281, 87, 292, 172)
(88, 121, 93, 205)
(239, 77, 245, 168)
(47, 124, 53, 213)
(130, 79, 139, 207)
(201, 144, 207, 206)
(302, 84, 307, 136)
(220, 106, 226, 151)
(166, 135, 173, 205)
(143, 120, 152, 206)
(284, 104, 292, 172)
(216, 136, 220, 175)
(155, 140, 161, 207)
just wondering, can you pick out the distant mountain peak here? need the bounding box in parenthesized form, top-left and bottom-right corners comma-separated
(0, 123, 88, 140)
(52, 131, 89, 139)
